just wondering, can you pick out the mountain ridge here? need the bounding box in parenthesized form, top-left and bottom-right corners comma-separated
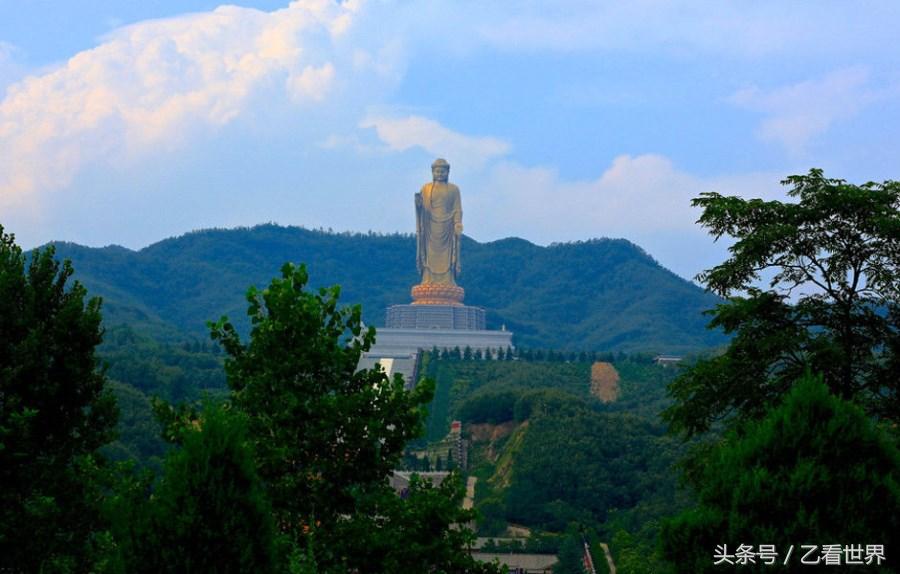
(46, 223, 726, 352)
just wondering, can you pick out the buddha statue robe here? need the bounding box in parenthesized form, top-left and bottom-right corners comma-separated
(415, 180, 462, 286)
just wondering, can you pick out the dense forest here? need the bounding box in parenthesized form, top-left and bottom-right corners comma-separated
(419, 355, 686, 571)
(48, 224, 726, 352)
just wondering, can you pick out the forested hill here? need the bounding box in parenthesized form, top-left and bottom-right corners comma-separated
(48, 224, 725, 352)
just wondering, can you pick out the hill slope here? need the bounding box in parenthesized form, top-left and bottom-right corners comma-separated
(418, 355, 687, 563)
(49, 224, 725, 352)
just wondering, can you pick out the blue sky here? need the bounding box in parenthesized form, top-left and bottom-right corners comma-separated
(1, 1, 899, 280)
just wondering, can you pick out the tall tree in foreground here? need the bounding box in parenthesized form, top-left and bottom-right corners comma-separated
(0, 226, 118, 572)
(662, 373, 900, 573)
(211, 263, 500, 573)
(110, 402, 278, 574)
(665, 169, 900, 436)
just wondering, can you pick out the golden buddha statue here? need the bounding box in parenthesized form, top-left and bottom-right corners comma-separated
(412, 158, 465, 305)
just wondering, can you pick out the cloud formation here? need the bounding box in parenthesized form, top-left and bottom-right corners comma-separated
(3, 0, 895, 212)
(460, 155, 785, 279)
(360, 114, 510, 171)
(471, 155, 778, 238)
(729, 67, 888, 154)
(0, 0, 364, 207)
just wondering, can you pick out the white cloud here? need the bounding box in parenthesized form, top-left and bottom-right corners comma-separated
(471, 155, 692, 240)
(459, 154, 785, 279)
(0, 0, 367, 208)
(468, 154, 782, 241)
(729, 67, 888, 154)
(359, 114, 511, 171)
(287, 62, 336, 102)
(3, 0, 895, 213)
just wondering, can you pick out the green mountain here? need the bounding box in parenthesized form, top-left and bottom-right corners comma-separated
(49, 223, 724, 352)
(416, 354, 687, 568)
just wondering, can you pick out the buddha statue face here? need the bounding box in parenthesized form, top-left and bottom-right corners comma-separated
(431, 160, 450, 183)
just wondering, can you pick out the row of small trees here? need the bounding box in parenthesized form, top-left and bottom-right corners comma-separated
(429, 345, 647, 364)
(0, 226, 501, 573)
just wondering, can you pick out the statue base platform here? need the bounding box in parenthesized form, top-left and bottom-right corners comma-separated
(365, 327, 514, 358)
(361, 303, 514, 386)
(387, 303, 484, 330)
(411, 283, 464, 305)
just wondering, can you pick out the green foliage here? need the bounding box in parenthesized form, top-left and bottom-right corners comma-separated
(101, 381, 166, 469)
(110, 402, 278, 574)
(610, 528, 670, 574)
(661, 373, 900, 573)
(211, 263, 429, 531)
(330, 472, 501, 573)
(50, 224, 725, 353)
(666, 170, 900, 435)
(553, 528, 585, 574)
(100, 324, 226, 402)
(457, 389, 519, 424)
(428, 356, 686, 543)
(96, 324, 227, 467)
(476, 497, 509, 537)
(512, 388, 585, 422)
(423, 355, 458, 443)
(428, 355, 676, 429)
(0, 225, 118, 572)
(210, 263, 499, 572)
(425, 358, 597, 437)
(589, 540, 611, 574)
(505, 400, 683, 531)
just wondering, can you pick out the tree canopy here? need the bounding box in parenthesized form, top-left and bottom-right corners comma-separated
(211, 262, 500, 573)
(665, 169, 900, 436)
(211, 263, 433, 533)
(109, 402, 278, 574)
(662, 373, 900, 573)
(0, 225, 118, 572)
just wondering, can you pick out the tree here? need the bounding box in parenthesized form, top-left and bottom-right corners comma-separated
(665, 170, 900, 436)
(211, 263, 431, 533)
(0, 226, 119, 572)
(553, 526, 590, 574)
(211, 263, 500, 572)
(610, 529, 665, 574)
(111, 402, 277, 574)
(661, 373, 900, 573)
(334, 472, 499, 573)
